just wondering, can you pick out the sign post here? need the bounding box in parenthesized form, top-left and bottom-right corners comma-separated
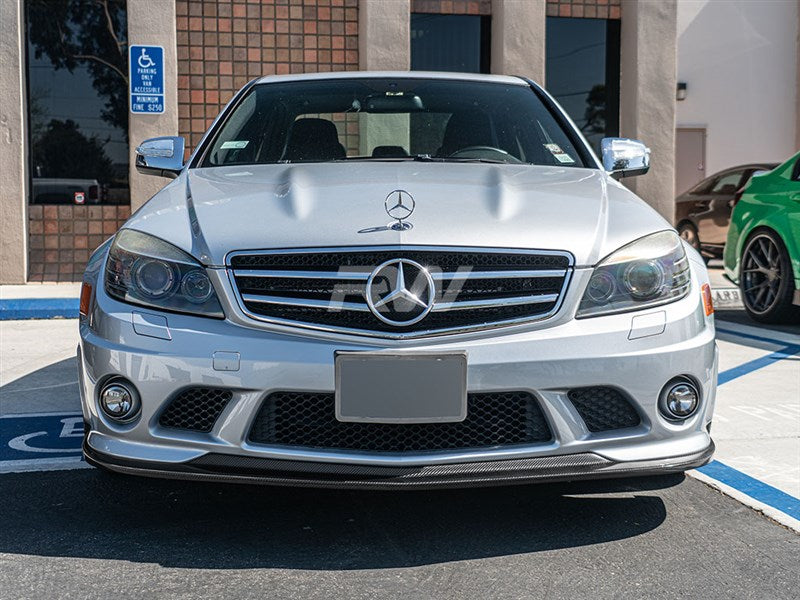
(129, 45, 165, 114)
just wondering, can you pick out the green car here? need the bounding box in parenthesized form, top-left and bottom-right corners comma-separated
(724, 151, 800, 323)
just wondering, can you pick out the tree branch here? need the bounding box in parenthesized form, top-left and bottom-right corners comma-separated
(73, 54, 128, 83)
(97, 0, 125, 56)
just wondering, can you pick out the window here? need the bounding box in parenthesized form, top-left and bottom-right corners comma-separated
(546, 17, 621, 154)
(410, 14, 491, 74)
(201, 78, 589, 169)
(688, 177, 714, 195)
(25, 0, 129, 205)
(710, 171, 744, 194)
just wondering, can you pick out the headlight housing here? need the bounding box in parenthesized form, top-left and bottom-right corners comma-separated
(105, 229, 224, 318)
(576, 230, 691, 318)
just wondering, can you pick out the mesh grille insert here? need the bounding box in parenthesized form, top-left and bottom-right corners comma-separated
(230, 250, 570, 271)
(159, 388, 233, 432)
(249, 391, 552, 452)
(567, 387, 641, 432)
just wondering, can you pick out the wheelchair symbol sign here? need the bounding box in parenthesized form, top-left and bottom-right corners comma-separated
(129, 45, 164, 114)
(137, 48, 156, 69)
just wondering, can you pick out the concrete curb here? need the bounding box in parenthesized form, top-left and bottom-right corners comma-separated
(0, 298, 79, 320)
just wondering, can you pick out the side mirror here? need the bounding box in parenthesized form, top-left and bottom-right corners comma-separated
(135, 136, 185, 179)
(601, 137, 650, 178)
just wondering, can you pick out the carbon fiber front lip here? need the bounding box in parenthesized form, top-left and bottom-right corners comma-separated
(83, 439, 714, 490)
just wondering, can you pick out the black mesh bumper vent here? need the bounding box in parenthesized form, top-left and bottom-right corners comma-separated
(567, 387, 641, 432)
(159, 388, 233, 432)
(249, 391, 552, 452)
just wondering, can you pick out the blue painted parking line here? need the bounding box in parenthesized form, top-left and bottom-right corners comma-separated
(0, 413, 83, 462)
(717, 344, 800, 385)
(715, 324, 800, 385)
(716, 326, 799, 348)
(701, 322, 800, 524)
(0, 298, 79, 320)
(697, 461, 800, 521)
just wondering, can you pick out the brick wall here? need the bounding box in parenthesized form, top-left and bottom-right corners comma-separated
(546, 0, 621, 19)
(28, 205, 130, 282)
(176, 0, 360, 154)
(411, 0, 491, 15)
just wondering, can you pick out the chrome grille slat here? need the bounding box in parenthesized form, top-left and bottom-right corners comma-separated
(241, 294, 371, 311)
(431, 293, 559, 312)
(434, 269, 567, 280)
(229, 247, 573, 338)
(233, 269, 372, 280)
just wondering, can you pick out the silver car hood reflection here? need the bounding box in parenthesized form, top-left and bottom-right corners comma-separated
(125, 162, 670, 267)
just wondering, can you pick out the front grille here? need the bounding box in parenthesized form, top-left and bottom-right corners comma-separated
(248, 391, 552, 452)
(229, 246, 572, 337)
(159, 388, 233, 432)
(567, 387, 641, 432)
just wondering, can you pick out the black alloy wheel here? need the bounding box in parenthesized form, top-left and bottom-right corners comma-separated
(677, 222, 709, 264)
(740, 230, 798, 323)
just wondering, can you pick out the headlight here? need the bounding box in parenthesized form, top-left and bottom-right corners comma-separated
(576, 230, 691, 318)
(105, 229, 224, 318)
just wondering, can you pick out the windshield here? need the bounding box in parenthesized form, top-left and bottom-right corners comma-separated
(200, 78, 590, 168)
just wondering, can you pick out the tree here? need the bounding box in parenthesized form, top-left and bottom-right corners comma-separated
(581, 84, 607, 137)
(32, 119, 115, 182)
(27, 0, 128, 137)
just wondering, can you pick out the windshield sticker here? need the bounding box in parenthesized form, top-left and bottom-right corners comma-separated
(220, 140, 249, 150)
(544, 143, 576, 164)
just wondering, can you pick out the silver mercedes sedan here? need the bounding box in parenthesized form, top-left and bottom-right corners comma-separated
(78, 72, 717, 488)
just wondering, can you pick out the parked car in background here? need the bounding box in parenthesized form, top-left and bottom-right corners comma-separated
(675, 163, 778, 260)
(724, 152, 800, 323)
(31, 177, 105, 205)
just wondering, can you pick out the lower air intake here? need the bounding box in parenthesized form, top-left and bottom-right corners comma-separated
(567, 387, 641, 432)
(159, 388, 233, 432)
(249, 391, 552, 452)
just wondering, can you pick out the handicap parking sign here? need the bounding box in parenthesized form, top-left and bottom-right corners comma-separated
(129, 45, 164, 114)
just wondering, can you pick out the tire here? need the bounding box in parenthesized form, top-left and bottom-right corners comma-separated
(739, 229, 799, 323)
(677, 222, 709, 263)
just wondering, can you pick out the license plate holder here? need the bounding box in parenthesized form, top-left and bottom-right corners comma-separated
(335, 352, 467, 424)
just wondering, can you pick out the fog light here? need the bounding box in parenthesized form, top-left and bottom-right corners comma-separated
(99, 380, 140, 422)
(660, 379, 699, 420)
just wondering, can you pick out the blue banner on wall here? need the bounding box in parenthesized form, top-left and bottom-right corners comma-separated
(129, 45, 165, 114)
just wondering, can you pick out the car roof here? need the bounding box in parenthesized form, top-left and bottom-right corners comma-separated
(715, 163, 779, 174)
(254, 71, 529, 86)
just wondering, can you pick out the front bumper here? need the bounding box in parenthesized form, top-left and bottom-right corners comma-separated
(79, 262, 717, 489)
(84, 436, 714, 489)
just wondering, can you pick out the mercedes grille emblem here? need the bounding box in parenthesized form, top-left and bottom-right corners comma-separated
(365, 258, 435, 326)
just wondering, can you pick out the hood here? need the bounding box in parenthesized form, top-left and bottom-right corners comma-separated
(125, 162, 671, 267)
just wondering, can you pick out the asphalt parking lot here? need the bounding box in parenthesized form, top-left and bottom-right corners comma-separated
(1, 470, 798, 599)
(1, 288, 798, 599)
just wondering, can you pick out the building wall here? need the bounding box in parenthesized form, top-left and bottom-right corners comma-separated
(0, 0, 28, 284)
(27, 206, 130, 282)
(619, 0, 678, 222)
(176, 0, 360, 155)
(546, 0, 620, 20)
(676, 0, 800, 175)
(2, 0, 687, 283)
(412, 0, 491, 14)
